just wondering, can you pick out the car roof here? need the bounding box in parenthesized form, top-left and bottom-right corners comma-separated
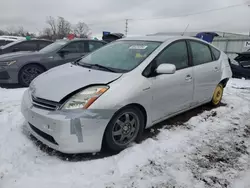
(69, 38, 107, 43)
(0, 37, 17, 41)
(119, 35, 198, 42)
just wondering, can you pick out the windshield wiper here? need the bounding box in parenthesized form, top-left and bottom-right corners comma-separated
(75, 62, 118, 73)
(91, 64, 117, 73)
(72, 57, 83, 65)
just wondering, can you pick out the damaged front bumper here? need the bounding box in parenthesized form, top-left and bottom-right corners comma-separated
(21, 89, 114, 154)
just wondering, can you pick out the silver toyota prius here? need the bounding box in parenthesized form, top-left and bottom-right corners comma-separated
(21, 36, 232, 154)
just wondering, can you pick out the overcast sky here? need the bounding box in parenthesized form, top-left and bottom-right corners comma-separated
(1, 0, 250, 36)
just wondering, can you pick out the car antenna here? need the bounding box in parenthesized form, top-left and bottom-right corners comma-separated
(182, 24, 190, 36)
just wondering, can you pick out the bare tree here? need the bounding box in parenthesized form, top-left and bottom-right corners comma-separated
(0, 30, 5, 35)
(74, 21, 89, 38)
(15, 26, 26, 36)
(46, 16, 72, 39)
(46, 16, 57, 36)
(57, 17, 71, 39)
(4, 26, 27, 36)
(5, 26, 16, 35)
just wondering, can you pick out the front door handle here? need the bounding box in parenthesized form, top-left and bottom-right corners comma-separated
(185, 75, 192, 81)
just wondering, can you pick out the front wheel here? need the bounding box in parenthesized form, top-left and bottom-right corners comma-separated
(104, 107, 144, 152)
(211, 84, 224, 106)
(19, 64, 45, 87)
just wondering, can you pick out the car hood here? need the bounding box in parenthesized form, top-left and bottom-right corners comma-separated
(0, 51, 44, 61)
(30, 63, 123, 102)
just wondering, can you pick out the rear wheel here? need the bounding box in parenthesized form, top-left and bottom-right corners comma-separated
(211, 84, 224, 106)
(19, 64, 45, 87)
(104, 107, 144, 152)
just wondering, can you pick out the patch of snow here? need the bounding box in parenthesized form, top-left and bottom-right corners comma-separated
(0, 78, 250, 188)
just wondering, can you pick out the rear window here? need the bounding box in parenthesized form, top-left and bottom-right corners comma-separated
(235, 54, 250, 61)
(0, 40, 14, 47)
(0, 40, 6, 46)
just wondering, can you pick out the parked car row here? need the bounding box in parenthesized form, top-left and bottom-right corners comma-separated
(0, 38, 106, 86)
(0, 39, 53, 55)
(20, 36, 232, 154)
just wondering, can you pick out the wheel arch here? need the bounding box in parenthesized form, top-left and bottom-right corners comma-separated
(19, 62, 47, 73)
(18, 62, 47, 86)
(101, 103, 148, 149)
(219, 78, 229, 88)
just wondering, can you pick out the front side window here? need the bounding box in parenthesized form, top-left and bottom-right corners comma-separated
(155, 41, 189, 70)
(39, 40, 68, 53)
(0, 40, 6, 46)
(189, 40, 213, 65)
(61, 41, 86, 53)
(79, 40, 161, 72)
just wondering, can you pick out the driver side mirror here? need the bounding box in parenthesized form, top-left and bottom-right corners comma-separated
(155, 64, 176, 74)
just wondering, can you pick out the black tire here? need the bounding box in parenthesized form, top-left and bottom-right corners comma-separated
(104, 106, 145, 152)
(18, 64, 45, 87)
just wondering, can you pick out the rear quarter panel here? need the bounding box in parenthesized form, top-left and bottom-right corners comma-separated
(220, 52, 233, 80)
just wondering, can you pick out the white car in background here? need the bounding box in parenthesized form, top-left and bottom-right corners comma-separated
(0, 37, 17, 47)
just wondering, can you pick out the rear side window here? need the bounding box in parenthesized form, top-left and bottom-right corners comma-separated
(0, 40, 6, 46)
(210, 46, 221, 60)
(38, 41, 52, 50)
(13, 41, 38, 51)
(189, 40, 213, 65)
(89, 41, 105, 52)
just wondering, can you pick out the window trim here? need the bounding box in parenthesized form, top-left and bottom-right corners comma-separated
(142, 39, 191, 77)
(187, 39, 214, 67)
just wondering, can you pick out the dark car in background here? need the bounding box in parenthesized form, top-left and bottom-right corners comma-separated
(0, 39, 53, 55)
(0, 38, 17, 46)
(230, 52, 250, 79)
(0, 38, 106, 86)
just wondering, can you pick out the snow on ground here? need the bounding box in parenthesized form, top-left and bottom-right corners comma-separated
(0, 78, 250, 188)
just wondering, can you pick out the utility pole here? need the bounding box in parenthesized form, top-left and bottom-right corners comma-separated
(125, 19, 129, 36)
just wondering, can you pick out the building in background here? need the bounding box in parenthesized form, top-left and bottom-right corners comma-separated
(150, 31, 250, 58)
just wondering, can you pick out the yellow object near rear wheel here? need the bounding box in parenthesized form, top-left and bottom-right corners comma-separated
(211, 84, 224, 106)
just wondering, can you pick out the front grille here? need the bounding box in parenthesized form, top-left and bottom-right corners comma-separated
(32, 95, 60, 111)
(29, 123, 58, 145)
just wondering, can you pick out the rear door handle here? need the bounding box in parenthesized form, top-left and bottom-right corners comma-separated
(214, 67, 219, 72)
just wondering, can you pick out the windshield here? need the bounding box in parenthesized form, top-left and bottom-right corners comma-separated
(39, 40, 68, 53)
(79, 40, 161, 72)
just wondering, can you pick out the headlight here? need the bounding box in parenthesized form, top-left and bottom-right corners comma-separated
(61, 85, 109, 110)
(231, 60, 240, 66)
(0, 60, 17, 66)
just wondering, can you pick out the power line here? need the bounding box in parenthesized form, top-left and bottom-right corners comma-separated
(132, 2, 249, 21)
(87, 2, 248, 27)
(125, 19, 129, 36)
